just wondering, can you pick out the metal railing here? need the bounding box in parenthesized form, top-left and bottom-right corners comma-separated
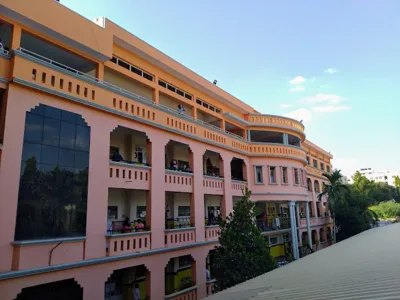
(16, 48, 250, 142)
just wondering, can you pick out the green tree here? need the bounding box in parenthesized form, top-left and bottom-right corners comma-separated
(394, 176, 400, 189)
(318, 169, 349, 243)
(212, 188, 277, 291)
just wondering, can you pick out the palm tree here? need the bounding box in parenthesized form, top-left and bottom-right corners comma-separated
(317, 169, 349, 243)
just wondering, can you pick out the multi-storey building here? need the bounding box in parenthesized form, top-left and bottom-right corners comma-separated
(349, 168, 400, 186)
(0, 1, 334, 299)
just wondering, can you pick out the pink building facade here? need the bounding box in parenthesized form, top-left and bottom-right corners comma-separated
(0, 1, 334, 299)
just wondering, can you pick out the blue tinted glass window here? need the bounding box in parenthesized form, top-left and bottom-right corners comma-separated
(42, 117, 60, 146)
(22, 142, 41, 162)
(75, 125, 90, 151)
(41, 145, 59, 166)
(59, 148, 75, 168)
(16, 104, 90, 241)
(44, 106, 61, 119)
(61, 110, 77, 124)
(60, 121, 76, 149)
(24, 113, 43, 143)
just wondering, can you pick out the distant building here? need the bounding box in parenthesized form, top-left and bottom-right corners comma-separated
(349, 168, 400, 186)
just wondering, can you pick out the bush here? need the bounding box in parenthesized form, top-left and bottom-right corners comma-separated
(369, 201, 400, 219)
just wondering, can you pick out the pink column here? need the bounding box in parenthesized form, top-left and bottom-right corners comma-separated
(148, 135, 168, 249)
(147, 259, 166, 300)
(84, 116, 116, 259)
(222, 153, 233, 217)
(76, 267, 109, 300)
(192, 250, 207, 299)
(192, 147, 205, 242)
(0, 87, 33, 272)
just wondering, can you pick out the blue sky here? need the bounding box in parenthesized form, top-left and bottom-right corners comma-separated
(61, 0, 400, 176)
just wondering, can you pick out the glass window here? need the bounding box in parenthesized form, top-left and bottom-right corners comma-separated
(269, 166, 277, 184)
(327, 166, 331, 173)
(294, 168, 300, 185)
(42, 117, 60, 146)
(313, 159, 318, 168)
(15, 104, 90, 241)
(320, 162, 325, 171)
(178, 206, 190, 217)
(22, 142, 41, 162)
(306, 156, 310, 165)
(281, 167, 288, 184)
(24, 113, 43, 143)
(255, 166, 263, 184)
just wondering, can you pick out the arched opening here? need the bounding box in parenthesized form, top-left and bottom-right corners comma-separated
(301, 231, 308, 245)
(105, 265, 149, 300)
(319, 228, 326, 242)
(165, 255, 196, 296)
(16, 104, 90, 241)
(110, 126, 151, 166)
(165, 140, 193, 173)
(327, 227, 332, 243)
(312, 229, 317, 245)
(205, 195, 222, 225)
(203, 150, 223, 178)
(15, 279, 83, 300)
(165, 192, 193, 229)
(314, 180, 320, 193)
(307, 178, 312, 192)
(206, 250, 217, 295)
(230, 157, 247, 181)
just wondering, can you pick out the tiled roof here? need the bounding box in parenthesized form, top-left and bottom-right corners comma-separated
(208, 223, 400, 300)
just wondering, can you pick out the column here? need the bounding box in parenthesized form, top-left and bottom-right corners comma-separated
(152, 88, 159, 104)
(192, 250, 207, 299)
(305, 202, 312, 248)
(0, 87, 27, 272)
(221, 153, 233, 217)
(247, 129, 251, 141)
(289, 201, 299, 260)
(11, 24, 22, 50)
(192, 107, 197, 119)
(77, 269, 109, 300)
(295, 202, 302, 246)
(148, 262, 166, 300)
(149, 136, 168, 249)
(85, 117, 115, 259)
(96, 63, 104, 81)
(192, 147, 205, 242)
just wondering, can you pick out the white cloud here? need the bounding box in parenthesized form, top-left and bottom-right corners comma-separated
(289, 76, 306, 85)
(302, 93, 346, 104)
(280, 104, 292, 108)
(324, 68, 338, 74)
(288, 86, 305, 92)
(311, 105, 351, 113)
(285, 108, 312, 124)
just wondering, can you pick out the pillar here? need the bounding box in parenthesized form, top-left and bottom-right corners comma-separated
(11, 25, 21, 50)
(295, 202, 302, 246)
(289, 201, 299, 260)
(192, 250, 207, 299)
(96, 63, 104, 81)
(247, 129, 251, 141)
(85, 116, 115, 259)
(153, 88, 159, 104)
(192, 147, 205, 242)
(221, 153, 233, 217)
(0, 87, 27, 272)
(77, 269, 109, 300)
(305, 201, 312, 248)
(192, 107, 197, 119)
(221, 119, 226, 131)
(148, 262, 166, 300)
(149, 136, 168, 249)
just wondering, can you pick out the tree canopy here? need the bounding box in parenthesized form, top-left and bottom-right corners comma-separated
(212, 188, 277, 291)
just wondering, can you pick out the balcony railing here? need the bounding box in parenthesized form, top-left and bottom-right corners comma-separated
(257, 217, 291, 232)
(248, 114, 305, 133)
(231, 180, 247, 196)
(165, 228, 195, 247)
(106, 231, 151, 256)
(165, 285, 197, 300)
(109, 161, 151, 189)
(13, 48, 307, 162)
(165, 170, 193, 193)
(206, 279, 217, 296)
(203, 176, 224, 195)
(300, 217, 332, 227)
(205, 225, 220, 241)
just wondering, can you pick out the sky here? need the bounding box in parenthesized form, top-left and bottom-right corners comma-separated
(61, 0, 400, 176)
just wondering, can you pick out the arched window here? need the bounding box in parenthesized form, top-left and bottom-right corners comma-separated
(15, 104, 90, 241)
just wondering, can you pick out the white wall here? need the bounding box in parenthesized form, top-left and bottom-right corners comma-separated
(166, 193, 191, 218)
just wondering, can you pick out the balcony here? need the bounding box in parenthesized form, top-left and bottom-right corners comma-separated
(231, 180, 247, 196)
(206, 279, 217, 296)
(106, 231, 151, 256)
(12, 49, 308, 163)
(205, 225, 221, 241)
(165, 170, 193, 193)
(0, 50, 11, 82)
(165, 228, 196, 247)
(165, 285, 197, 300)
(203, 176, 224, 195)
(257, 217, 291, 233)
(109, 161, 151, 189)
(248, 114, 305, 133)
